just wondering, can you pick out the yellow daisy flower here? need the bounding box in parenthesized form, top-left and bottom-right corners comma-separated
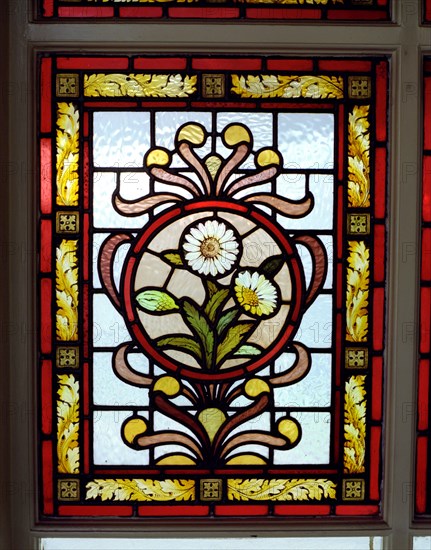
(234, 271, 277, 316)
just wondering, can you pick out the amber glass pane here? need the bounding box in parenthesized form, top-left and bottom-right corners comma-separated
(38, 54, 388, 520)
(38, 0, 391, 22)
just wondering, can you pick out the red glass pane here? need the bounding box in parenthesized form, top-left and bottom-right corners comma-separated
(41, 360, 52, 435)
(423, 156, 431, 222)
(318, 60, 372, 72)
(416, 436, 428, 514)
(40, 58, 52, 134)
(422, 228, 431, 281)
(40, 220, 52, 273)
(57, 57, 129, 70)
(247, 8, 320, 20)
(267, 60, 313, 71)
(370, 426, 382, 500)
(58, 7, 114, 17)
(426, 0, 431, 23)
(43, 0, 54, 17)
(134, 58, 187, 70)
(40, 139, 52, 215)
(418, 360, 430, 431)
(335, 505, 379, 515)
(420, 287, 431, 354)
(274, 505, 331, 516)
(192, 58, 262, 70)
(327, 9, 387, 20)
(59, 506, 134, 516)
(374, 147, 386, 220)
(374, 225, 385, 283)
(40, 278, 52, 355)
(119, 7, 163, 18)
(169, 7, 239, 18)
(371, 357, 383, 422)
(372, 288, 385, 351)
(42, 441, 53, 515)
(375, 61, 388, 143)
(138, 506, 210, 517)
(215, 505, 268, 516)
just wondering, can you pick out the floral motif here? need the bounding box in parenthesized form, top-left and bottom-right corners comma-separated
(183, 220, 239, 277)
(235, 271, 277, 316)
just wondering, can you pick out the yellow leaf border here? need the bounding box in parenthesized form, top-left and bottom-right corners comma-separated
(344, 375, 366, 474)
(228, 478, 336, 501)
(56, 102, 79, 206)
(346, 240, 369, 342)
(84, 74, 197, 98)
(86, 479, 195, 501)
(231, 74, 344, 99)
(348, 105, 371, 207)
(56, 240, 79, 341)
(57, 374, 80, 474)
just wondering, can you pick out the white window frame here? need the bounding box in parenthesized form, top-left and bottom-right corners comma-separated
(2, 0, 431, 548)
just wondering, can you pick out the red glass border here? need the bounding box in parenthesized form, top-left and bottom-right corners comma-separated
(39, 0, 391, 22)
(417, 60, 431, 517)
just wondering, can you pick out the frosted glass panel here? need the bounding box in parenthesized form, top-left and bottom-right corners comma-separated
(275, 412, 331, 464)
(278, 113, 334, 169)
(93, 111, 151, 167)
(93, 410, 149, 465)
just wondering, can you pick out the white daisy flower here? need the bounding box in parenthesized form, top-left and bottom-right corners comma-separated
(234, 271, 278, 316)
(183, 219, 239, 277)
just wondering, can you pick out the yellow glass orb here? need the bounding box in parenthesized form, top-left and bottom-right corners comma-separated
(223, 124, 251, 146)
(146, 149, 170, 167)
(153, 376, 180, 396)
(244, 378, 270, 397)
(177, 123, 206, 145)
(256, 149, 281, 167)
(123, 417, 147, 444)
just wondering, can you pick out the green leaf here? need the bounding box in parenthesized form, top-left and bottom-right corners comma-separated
(205, 279, 219, 298)
(259, 255, 284, 277)
(216, 322, 254, 366)
(205, 288, 229, 322)
(182, 300, 214, 369)
(155, 336, 202, 360)
(216, 309, 239, 335)
(162, 251, 183, 266)
(234, 344, 262, 356)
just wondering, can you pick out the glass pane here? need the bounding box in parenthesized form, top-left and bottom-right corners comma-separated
(38, 0, 391, 22)
(38, 54, 388, 520)
(413, 536, 431, 550)
(41, 537, 384, 550)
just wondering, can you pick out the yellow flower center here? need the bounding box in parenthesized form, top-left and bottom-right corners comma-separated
(241, 287, 260, 307)
(200, 237, 221, 259)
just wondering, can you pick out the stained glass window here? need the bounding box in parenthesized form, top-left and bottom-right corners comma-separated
(38, 0, 391, 22)
(38, 54, 388, 520)
(417, 57, 431, 519)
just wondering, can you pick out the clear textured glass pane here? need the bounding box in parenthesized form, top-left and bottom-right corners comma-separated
(413, 536, 431, 550)
(93, 111, 151, 167)
(42, 538, 383, 550)
(278, 113, 334, 170)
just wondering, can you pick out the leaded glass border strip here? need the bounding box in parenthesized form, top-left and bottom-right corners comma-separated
(417, 56, 431, 519)
(38, 53, 388, 521)
(37, 0, 391, 22)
